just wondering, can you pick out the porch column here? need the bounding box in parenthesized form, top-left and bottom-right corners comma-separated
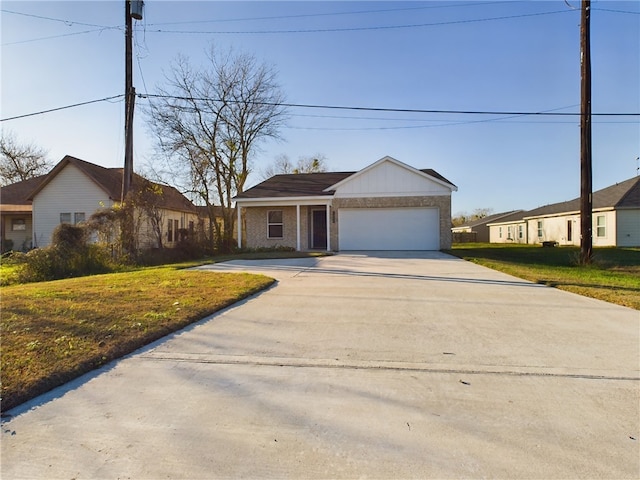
(296, 204, 301, 251)
(326, 203, 331, 252)
(236, 205, 242, 249)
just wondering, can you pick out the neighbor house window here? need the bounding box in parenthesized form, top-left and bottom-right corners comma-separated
(499, 227, 503, 239)
(596, 215, 606, 237)
(11, 218, 26, 231)
(168, 219, 174, 242)
(507, 226, 513, 240)
(518, 225, 523, 239)
(174, 220, 180, 241)
(74, 212, 85, 224)
(60, 213, 71, 224)
(267, 210, 283, 238)
(537, 220, 543, 238)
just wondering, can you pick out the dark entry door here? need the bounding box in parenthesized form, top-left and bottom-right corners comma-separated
(312, 209, 327, 249)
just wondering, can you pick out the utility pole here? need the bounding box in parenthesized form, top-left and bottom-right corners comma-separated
(122, 0, 143, 202)
(121, 1, 143, 257)
(579, 0, 592, 265)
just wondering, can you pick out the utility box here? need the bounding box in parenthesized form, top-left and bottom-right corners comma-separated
(131, 1, 144, 20)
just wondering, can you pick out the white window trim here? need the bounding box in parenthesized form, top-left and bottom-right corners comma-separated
(596, 215, 606, 237)
(267, 210, 284, 239)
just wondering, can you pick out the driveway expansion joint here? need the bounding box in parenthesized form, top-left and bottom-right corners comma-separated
(140, 351, 640, 381)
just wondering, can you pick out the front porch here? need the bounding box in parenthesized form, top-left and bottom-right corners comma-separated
(236, 200, 333, 252)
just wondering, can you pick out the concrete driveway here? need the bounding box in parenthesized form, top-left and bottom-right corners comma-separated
(2, 252, 639, 479)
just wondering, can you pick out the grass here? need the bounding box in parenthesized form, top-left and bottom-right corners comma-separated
(1, 265, 275, 412)
(447, 244, 640, 310)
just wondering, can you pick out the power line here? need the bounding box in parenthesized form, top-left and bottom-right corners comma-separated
(145, 1, 512, 27)
(0, 95, 125, 122)
(1, 9, 119, 29)
(142, 9, 576, 35)
(139, 93, 640, 116)
(2, 28, 118, 46)
(2, 93, 638, 123)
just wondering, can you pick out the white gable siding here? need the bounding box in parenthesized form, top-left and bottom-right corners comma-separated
(617, 209, 640, 247)
(334, 161, 450, 198)
(32, 164, 115, 247)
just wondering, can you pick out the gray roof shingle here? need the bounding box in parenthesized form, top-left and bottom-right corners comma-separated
(27, 156, 196, 213)
(235, 168, 455, 200)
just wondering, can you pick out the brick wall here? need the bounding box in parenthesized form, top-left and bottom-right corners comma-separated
(242, 195, 453, 250)
(332, 195, 452, 249)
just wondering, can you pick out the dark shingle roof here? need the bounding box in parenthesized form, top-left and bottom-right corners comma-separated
(235, 168, 455, 200)
(28, 155, 196, 213)
(1, 175, 47, 206)
(524, 176, 640, 218)
(235, 172, 355, 199)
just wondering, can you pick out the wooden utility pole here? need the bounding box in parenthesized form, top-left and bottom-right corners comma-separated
(579, 0, 593, 265)
(122, 0, 135, 202)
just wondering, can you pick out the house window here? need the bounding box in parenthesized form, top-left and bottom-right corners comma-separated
(168, 219, 173, 242)
(267, 210, 283, 238)
(60, 213, 71, 224)
(189, 221, 194, 233)
(174, 219, 180, 241)
(11, 218, 26, 231)
(507, 226, 513, 240)
(499, 227, 503, 239)
(74, 212, 85, 224)
(518, 225, 523, 239)
(567, 220, 572, 242)
(596, 215, 606, 237)
(537, 220, 543, 238)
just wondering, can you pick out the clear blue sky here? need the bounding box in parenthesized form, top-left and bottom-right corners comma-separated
(2, 1, 639, 216)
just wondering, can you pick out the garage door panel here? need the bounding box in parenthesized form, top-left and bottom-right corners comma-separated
(338, 208, 439, 250)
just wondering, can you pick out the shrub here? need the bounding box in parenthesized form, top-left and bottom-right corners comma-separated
(17, 224, 115, 282)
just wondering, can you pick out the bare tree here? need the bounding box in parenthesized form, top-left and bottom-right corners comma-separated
(0, 131, 52, 186)
(451, 208, 493, 226)
(146, 46, 287, 251)
(260, 153, 328, 179)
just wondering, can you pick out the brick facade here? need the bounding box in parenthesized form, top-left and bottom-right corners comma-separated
(242, 194, 452, 251)
(331, 195, 452, 250)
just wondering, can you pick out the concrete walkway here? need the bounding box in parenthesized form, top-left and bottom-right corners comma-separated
(2, 252, 639, 479)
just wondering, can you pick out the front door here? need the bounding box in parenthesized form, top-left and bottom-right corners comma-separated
(311, 209, 327, 250)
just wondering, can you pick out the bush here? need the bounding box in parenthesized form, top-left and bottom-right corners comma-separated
(17, 224, 115, 282)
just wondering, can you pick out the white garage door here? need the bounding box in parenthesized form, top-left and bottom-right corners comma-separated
(338, 207, 440, 250)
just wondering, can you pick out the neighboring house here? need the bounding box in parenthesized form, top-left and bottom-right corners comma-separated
(0, 175, 47, 252)
(234, 156, 457, 251)
(195, 205, 236, 244)
(488, 176, 640, 247)
(28, 155, 198, 249)
(452, 210, 524, 243)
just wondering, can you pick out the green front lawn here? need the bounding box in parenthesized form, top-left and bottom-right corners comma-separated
(1, 266, 275, 412)
(448, 244, 640, 310)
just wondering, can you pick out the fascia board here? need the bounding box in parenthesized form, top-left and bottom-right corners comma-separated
(234, 196, 333, 207)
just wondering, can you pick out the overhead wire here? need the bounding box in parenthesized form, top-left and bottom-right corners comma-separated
(2, 93, 638, 124)
(0, 95, 125, 122)
(141, 9, 576, 35)
(145, 1, 514, 27)
(138, 93, 640, 117)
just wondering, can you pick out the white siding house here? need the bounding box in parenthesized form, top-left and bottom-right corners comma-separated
(487, 177, 640, 247)
(28, 156, 198, 249)
(31, 162, 116, 247)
